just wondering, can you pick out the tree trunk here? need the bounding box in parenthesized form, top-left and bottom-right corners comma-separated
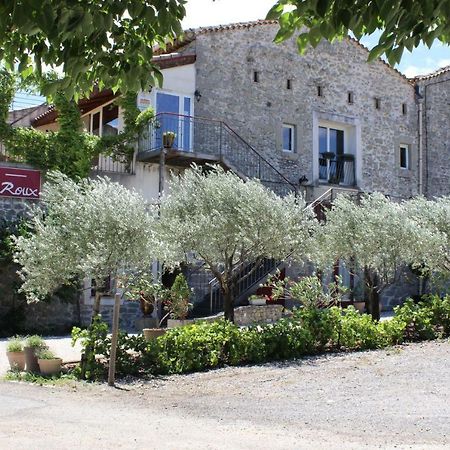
(223, 287, 235, 323)
(364, 268, 380, 321)
(92, 290, 102, 322)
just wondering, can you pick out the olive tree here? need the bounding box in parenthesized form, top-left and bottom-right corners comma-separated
(316, 193, 440, 320)
(405, 195, 450, 275)
(157, 165, 317, 322)
(13, 171, 157, 316)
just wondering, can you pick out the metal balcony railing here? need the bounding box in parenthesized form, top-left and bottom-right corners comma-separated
(319, 155, 356, 186)
(138, 113, 298, 197)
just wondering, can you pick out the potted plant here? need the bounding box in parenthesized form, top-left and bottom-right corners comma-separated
(166, 274, 194, 328)
(248, 294, 267, 306)
(6, 336, 25, 371)
(162, 131, 176, 149)
(37, 349, 63, 376)
(24, 335, 47, 373)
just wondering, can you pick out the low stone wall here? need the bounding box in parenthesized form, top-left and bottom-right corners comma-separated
(0, 196, 36, 222)
(196, 305, 284, 327)
(80, 301, 142, 332)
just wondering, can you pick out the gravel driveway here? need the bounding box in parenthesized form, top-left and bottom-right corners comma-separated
(1, 339, 449, 449)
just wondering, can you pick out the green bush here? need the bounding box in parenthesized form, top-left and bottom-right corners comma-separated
(71, 295, 450, 380)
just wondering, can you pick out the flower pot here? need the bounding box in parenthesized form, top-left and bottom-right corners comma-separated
(38, 358, 62, 376)
(24, 346, 40, 373)
(248, 298, 266, 306)
(353, 301, 366, 313)
(167, 319, 194, 328)
(6, 351, 25, 371)
(143, 328, 167, 341)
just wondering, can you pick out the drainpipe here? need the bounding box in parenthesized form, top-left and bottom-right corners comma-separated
(418, 100, 423, 196)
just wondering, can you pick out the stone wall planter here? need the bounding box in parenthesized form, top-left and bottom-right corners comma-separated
(167, 319, 195, 328)
(248, 298, 266, 306)
(143, 328, 167, 341)
(6, 351, 25, 371)
(38, 358, 62, 376)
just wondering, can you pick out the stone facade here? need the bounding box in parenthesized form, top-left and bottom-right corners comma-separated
(190, 23, 419, 200)
(416, 68, 450, 199)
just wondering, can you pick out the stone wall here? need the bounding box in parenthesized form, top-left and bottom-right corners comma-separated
(0, 195, 36, 222)
(193, 23, 419, 200)
(417, 69, 450, 199)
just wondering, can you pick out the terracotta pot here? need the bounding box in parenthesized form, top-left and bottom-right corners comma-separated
(167, 319, 194, 328)
(24, 346, 40, 373)
(6, 351, 25, 371)
(353, 301, 366, 313)
(38, 358, 62, 376)
(143, 328, 167, 341)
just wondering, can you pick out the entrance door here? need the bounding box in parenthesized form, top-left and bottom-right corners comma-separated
(156, 92, 192, 151)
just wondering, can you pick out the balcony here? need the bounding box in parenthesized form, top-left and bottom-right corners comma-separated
(319, 153, 356, 186)
(137, 113, 298, 197)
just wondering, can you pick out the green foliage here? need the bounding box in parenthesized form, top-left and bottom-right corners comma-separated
(0, 1, 186, 97)
(25, 335, 47, 350)
(4, 370, 77, 385)
(0, 69, 15, 137)
(165, 273, 192, 320)
(70, 295, 450, 380)
(71, 315, 148, 381)
(36, 348, 58, 360)
(6, 336, 24, 353)
(268, 1, 450, 66)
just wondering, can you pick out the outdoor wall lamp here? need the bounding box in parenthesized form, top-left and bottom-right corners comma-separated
(194, 89, 202, 102)
(299, 175, 308, 185)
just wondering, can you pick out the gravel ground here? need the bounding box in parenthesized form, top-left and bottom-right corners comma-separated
(0, 339, 449, 449)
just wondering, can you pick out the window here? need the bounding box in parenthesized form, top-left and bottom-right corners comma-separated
(287, 79, 292, 90)
(374, 97, 381, 109)
(348, 92, 354, 104)
(399, 144, 410, 169)
(317, 86, 323, 97)
(319, 126, 344, 156)
(282, 124, 295, 152)
(402, 103, 408, 115)
(253, 71, 259, 82)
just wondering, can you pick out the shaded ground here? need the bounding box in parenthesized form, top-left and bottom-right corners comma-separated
(0, 340, 449, 449)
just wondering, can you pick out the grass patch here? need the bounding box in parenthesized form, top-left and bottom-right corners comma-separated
(4, 370, 78, 386)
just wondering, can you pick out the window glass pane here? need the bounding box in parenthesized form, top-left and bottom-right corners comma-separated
(319, 127, 327, 153)
(102, 104, 119, 136)
(283, 126, 293, 151)
(329, 129, 344, 156)
(400, 146, 408, 168)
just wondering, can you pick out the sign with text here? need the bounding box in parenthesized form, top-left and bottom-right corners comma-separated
(0, 167, 41, 199)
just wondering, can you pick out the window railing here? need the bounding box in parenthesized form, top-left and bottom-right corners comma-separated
(319, 154, 356, 186)
(138, 113, 298, 197)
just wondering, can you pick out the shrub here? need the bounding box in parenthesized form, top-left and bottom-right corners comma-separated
(6, 336, 24, 353)
(25, 335, 47, 350)
(36, 349, 58, 360)
(70, 295, 450, 380)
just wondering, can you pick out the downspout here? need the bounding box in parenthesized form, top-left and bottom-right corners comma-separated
(418, 100, 423, 196)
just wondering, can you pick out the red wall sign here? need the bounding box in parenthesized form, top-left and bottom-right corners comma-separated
(0, 167, 41, 199)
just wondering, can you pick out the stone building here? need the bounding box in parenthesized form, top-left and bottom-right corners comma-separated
(2, 20, 449, 329)
(415, 66, 450, 199)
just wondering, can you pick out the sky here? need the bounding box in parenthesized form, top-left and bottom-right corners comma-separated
(12, 0, 450, 109)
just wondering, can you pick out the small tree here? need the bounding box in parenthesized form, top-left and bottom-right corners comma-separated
(316, 193, 440, 320)
(157, 165, 317, 322)
(13, 171, 157, 316)
(405, 196, 450, 277)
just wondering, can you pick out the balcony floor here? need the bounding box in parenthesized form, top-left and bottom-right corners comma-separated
(137, 148, 222, 168)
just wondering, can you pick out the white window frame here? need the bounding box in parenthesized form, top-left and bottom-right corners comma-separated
(282, 124, 295, 153)
(399, 144, 410, 170)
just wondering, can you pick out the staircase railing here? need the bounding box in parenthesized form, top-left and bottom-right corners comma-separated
(137, 113, 298, 197)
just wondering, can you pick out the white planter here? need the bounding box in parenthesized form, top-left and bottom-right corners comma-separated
(248, 298, 266, 306)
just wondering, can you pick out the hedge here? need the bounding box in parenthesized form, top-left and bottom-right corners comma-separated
(72, 295, 450, 380)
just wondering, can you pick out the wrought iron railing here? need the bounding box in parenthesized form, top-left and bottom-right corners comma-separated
(319, 156, 356, 186)
(138, 113, 298, 197)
